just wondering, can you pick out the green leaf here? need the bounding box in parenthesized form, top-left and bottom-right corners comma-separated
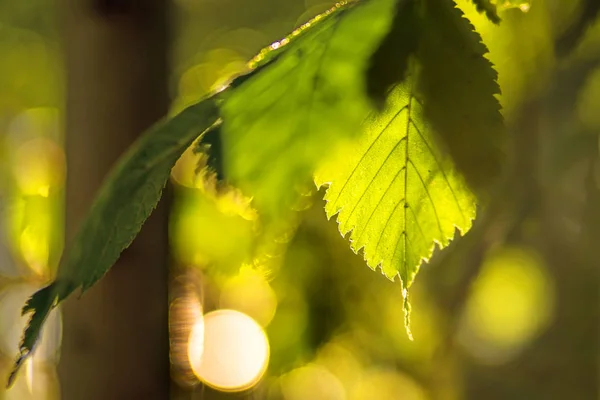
(316, 0, 502, 333)
(471, 0, 500, 24)
(456, 0, 553, 117)
(218, 0, 397, 230)
(316, 82, 476, 296)
(8, 98, 220, 386)
(366, 0, 419, 107)
(418, 0, 504, 196)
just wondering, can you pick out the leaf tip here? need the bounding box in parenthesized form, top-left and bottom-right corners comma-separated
(7, 284, 57, 388)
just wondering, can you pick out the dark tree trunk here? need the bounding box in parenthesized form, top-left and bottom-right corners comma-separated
(59, 0, 171, 398)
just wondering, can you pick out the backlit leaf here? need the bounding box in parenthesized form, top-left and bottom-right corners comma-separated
(316, 82, 476, 330)
(366, 0, 504, 196)
(218, 0, 397, 230)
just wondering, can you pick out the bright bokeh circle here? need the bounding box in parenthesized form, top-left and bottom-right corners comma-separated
(188, 309, 269, 392)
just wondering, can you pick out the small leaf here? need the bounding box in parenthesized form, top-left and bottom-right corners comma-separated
(470, 0, 500, 24)
(8, 98, 220, 386)
(218, 0, 397, 230)
(366, 0, 420, 107)
(418, 0, 504, 196)
(8, 285, 56, 386)
(316, 82, 476, 331)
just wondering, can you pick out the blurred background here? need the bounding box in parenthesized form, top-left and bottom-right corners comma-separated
(0, 0, 597, 399)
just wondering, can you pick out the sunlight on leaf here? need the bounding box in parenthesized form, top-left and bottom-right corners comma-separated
(366, 0, 504, 196)
(316, 83, 476, 332)
(218, 0, 397, 230)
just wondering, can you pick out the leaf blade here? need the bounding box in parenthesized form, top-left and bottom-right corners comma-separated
(218, 0, 398, 230)
(418, 0, 504, 196)
(8, 98, 220, 385)
(316, 82, 476, 287)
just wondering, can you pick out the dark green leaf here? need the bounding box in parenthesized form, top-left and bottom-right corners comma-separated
(418, 0, 504, 196)
(8, 98, 220, 386)
(366, 0, 419, 107)
(194, 124, 225, 181)
(471, 0, 500, 24)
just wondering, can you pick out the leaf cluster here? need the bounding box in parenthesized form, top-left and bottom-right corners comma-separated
(13, 0, 574, 384)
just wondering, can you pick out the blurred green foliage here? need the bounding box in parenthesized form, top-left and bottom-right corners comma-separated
(0, 0, 598, 399)
(0, 1, 63, 398)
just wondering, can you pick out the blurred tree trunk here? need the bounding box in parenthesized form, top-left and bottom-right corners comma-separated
(58, 0, 170, 399)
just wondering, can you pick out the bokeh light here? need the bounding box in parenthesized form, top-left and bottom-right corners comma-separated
(458, 246, 554, 364)
(4, 191, 57, 278)
(266, 285, 308, 359)
(349, 369, 426, 400)
(314, 340, 363, 391)
(12, 137, 65, 198)
(2, 362, 60, 400)
(188, 309, 269, 392)
(169, 270, 204, 388)
(19, 224, 50, 277)
(170, 192, 254, 271)
(220, 267, 278, 326)
(280, 364, 346, 400)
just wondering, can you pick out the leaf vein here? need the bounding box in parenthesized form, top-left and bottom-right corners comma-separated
(355, 165, 407, 245)
(345, 136, 407, 223)
(406, 204, 427, 243)
(407, 158, 443, 237)
(408, 117, 467, 224)
(373, 196, 406, 262)
(330, 105, 408, 206)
